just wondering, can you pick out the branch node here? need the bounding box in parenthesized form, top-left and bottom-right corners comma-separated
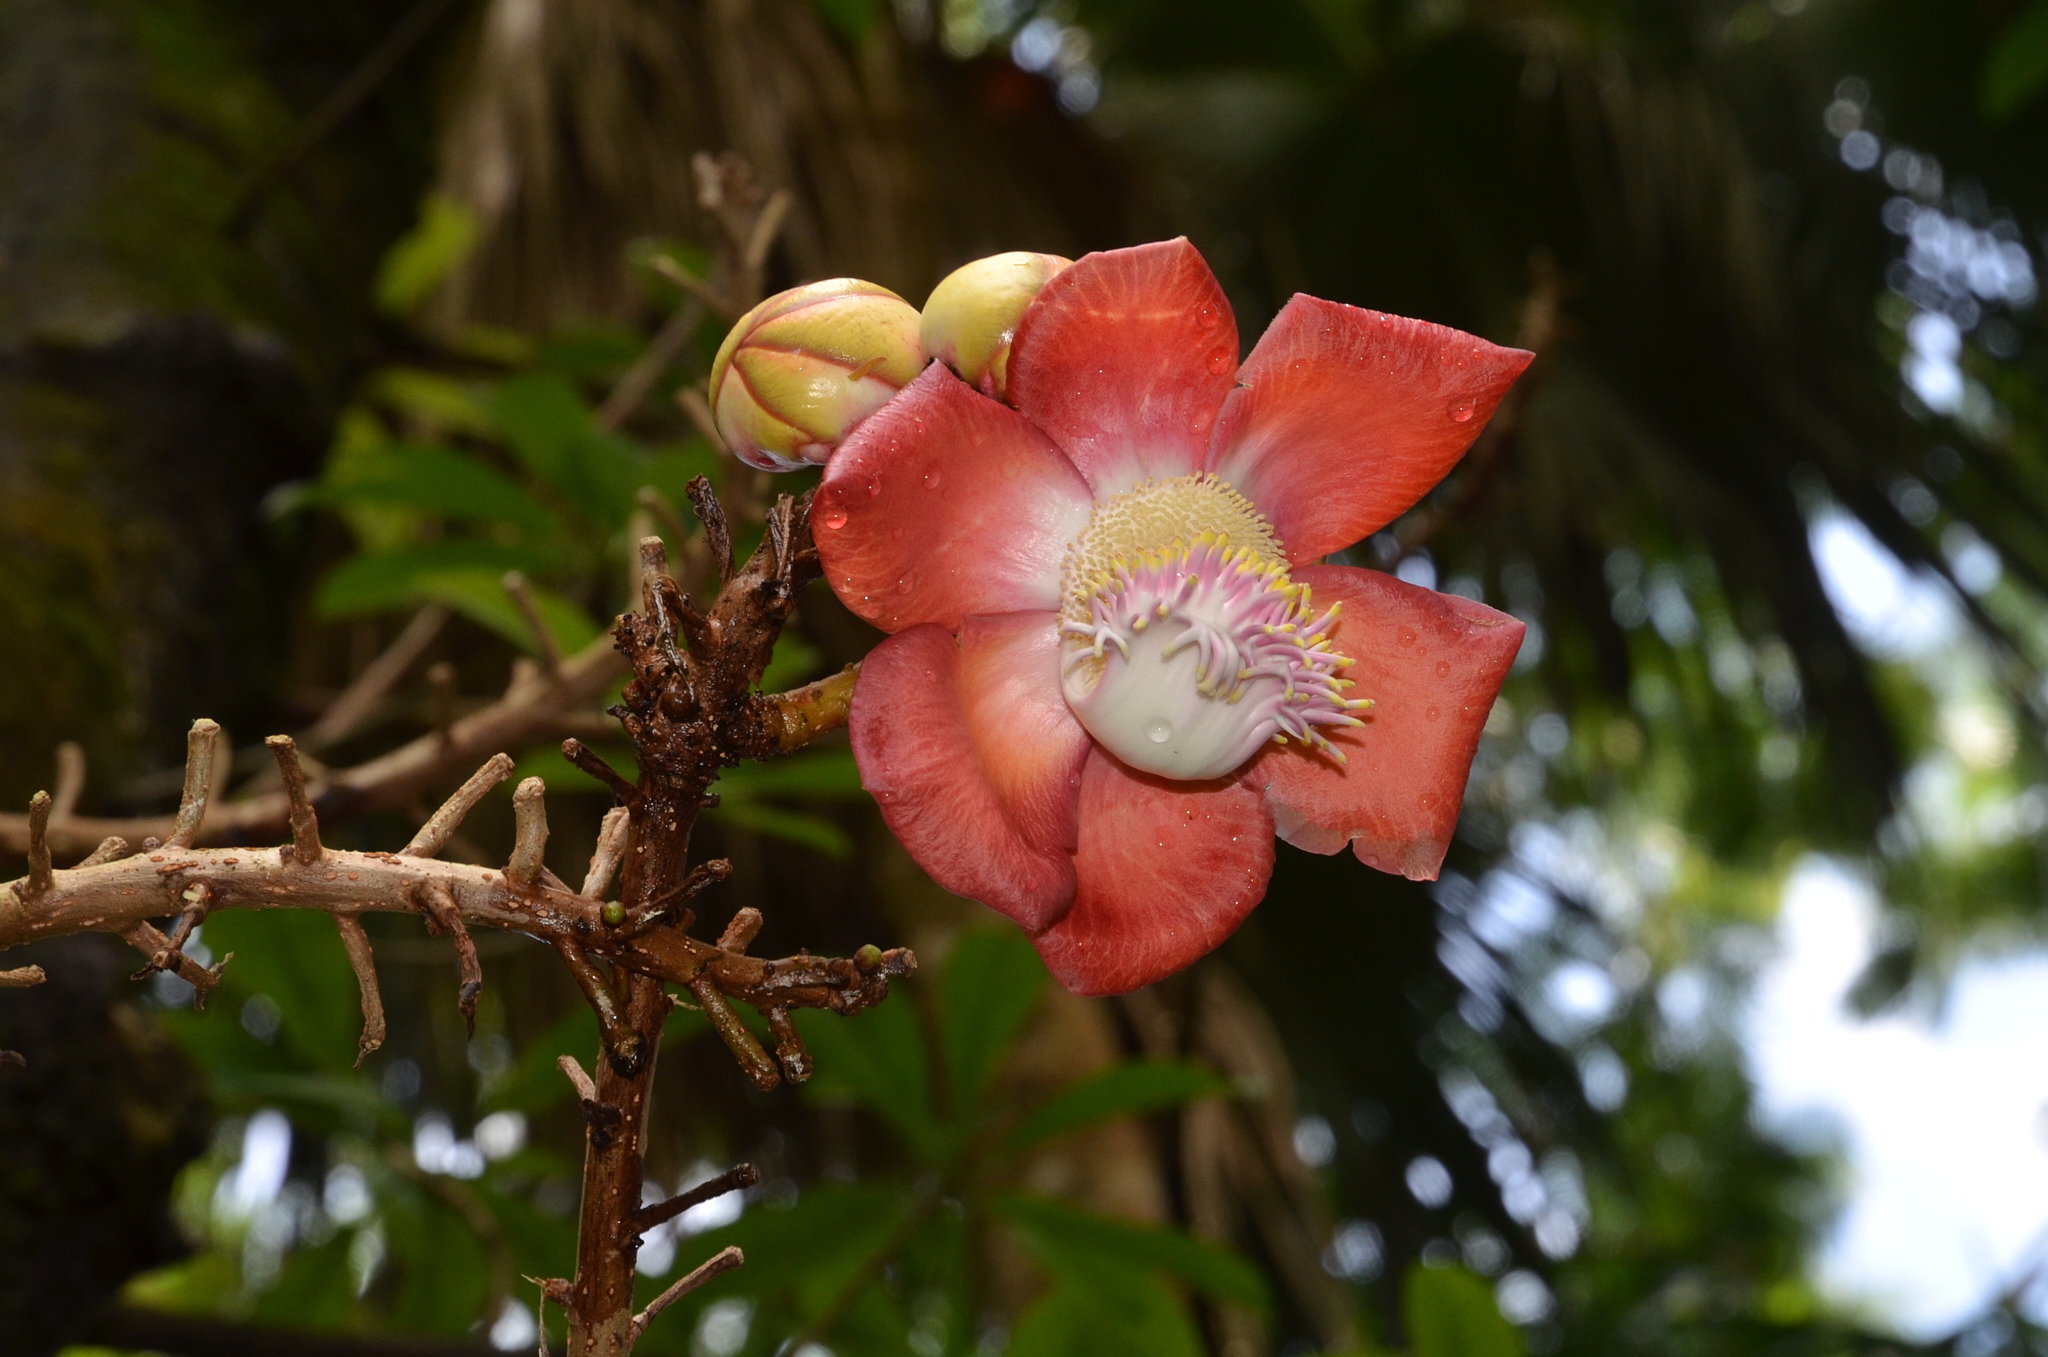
(23, 792, 52, 900)
(77, 836, 131, 868)
(165, 719, 221, 849)
(265, 735, 324, 864)
(506, 777, 549, 889)
(717, 907, 763, 954)
(581, 807, 631, 900)
(554, 938, 645, 1076)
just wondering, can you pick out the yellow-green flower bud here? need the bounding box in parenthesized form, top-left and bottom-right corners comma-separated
(708, 279, 926, 470)
(920, 251, 1072, 401)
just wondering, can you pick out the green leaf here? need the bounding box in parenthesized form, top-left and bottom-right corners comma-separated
(808, 0, 883, 41)
(1004, 1059, 1233, 1156)
(715, 746, 864, 800)
(940, 927, 1045, 1117)
(704, 800, 853, 858)
(1006, 1267, 1207, 1357)
(190, 909, 371, 1074)
(1404, 1264, 1523, 1357)
(315, 443, 564, 536)
(316, 547, 599, 654)
(757, 629, 822, 693)
(375, 194, 479, 316)
(791, 996, 940, 1161)
(364, 367, 500, 438)
(489, 374, 647, 527)
(1984, 0, 2048, 119)
(994, 1193, 1271, 1311)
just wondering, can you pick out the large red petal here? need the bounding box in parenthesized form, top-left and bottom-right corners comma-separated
(817, 364, 1095, 634)
(1032, 749, 1274, 997)
(1007, 239, 1239, 495)
(851, 615, 1089, 932)
(1242, 565, 1524, 880)
(1208, 296, 1533, 563)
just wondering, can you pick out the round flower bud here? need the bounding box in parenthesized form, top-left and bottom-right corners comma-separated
(920, 251, 1071, 401)
(708, 279, 925, 470)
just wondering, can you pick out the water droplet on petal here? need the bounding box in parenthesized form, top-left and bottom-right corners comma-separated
(1146, 721, 1172, 744)
(1206, 345, 1233, 376)
(1196, 304, 1221, 330)
(895, 573, 915, 595)
(1448, 399, 1476, 423)
(818, 506, 848, 530)
(1426, 705, 1440, 721)
(922, 466, 942, 490)
(1436, 660, 1451, 677)
(865, 475, 883, 498)
(1398, 627, 1417, 645)
(1418, 792, 1438, 810)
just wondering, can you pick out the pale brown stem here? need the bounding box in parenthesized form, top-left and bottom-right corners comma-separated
(0, 965, 45, 988)
(333, 914, 386, 1065)
(51, 742, 84, 822)
(674, 387, 729, 457)
(597, 299, 707, 431)
(717, 907, 762, 952)
(557, 1052, 599, 1104)
(77, 836, 129, 868)
(266, 735, 324, 865)
(688, 976, 779, 1091)
(506, 777, 550, 888)
(629, 1165, 758, 1237)
(122, 921, 230, 1008)
(21, 791, 52, 900)
(503, 571, 564, 676)
(582, 808, 631, 900)
(300, 604, 448, 753)
(649, 255, 737, 320)
(418, 882, 483, 1039)
(165, 719, 220, 849)
(742, 190, 793, 274)
(402, 753, 515, 858)
(628, 1246, 745, 1346)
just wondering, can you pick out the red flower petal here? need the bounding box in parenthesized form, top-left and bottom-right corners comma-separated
(1242, 565, 1524, 881)
(1007, 239, 1240, 495)
(817, 364, 1095, 634)
(1208, 296, 1533, 563)
(1032, 749, 1275, 996)
(851, 615, 1089, 932)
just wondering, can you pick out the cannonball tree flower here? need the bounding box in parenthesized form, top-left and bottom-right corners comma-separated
(813, 240, 1532, 995)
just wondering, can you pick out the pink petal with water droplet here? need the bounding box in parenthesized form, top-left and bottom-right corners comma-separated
(851, 615, 1088, 931)
(818, 364, 1095, 633)
(1241, 565, 1524, 881)
(1007, 239, 1239, 496)
(1031, 748, 1274, 996)
(1207, 296, 1532, 563)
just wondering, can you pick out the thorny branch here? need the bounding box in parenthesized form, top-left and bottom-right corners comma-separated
(0, 154, 897, 1357)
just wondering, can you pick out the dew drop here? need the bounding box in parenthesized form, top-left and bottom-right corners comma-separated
(1418, 792, 1438, 810)
(1435, 660, 1451, 677)
(1448, 399, 1476, 423)
(1206, 345, 1234, 376)
(818, 506, 849, 530)
(922, 466, 942, 490)
(1426, 705, 1440, 722)
(895, 573, 915, 595)
(1398, 627, 1417, 646)
(864, 474, 883, 498)
(1196, 304, 1221, 331)
(1146, 721, 1173, 744)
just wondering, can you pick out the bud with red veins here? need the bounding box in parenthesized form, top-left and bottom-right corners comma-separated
(1057, 474, 1368, 780)
(708, 278, 925, 470)
(921, 252, 1071, 402)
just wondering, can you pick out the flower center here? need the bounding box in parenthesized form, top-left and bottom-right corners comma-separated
(1058, 474, 1368, 780)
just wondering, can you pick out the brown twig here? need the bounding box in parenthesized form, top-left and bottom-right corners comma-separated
(334, 914, 386, 1065)
(166, 719, 220, 849)
(20, 791, 52, 901)
(582, 807, 632, 899)
(598, 299, 708, 431)
(301, 605, 449, 753)
(0, 640, 622, 857)
(506, 776, 550, 890)
(629, 1246, 745, 1346)
(418, 882, 483, 1039)
(403, 754, 515, 858)
(266, 736, 324, 865)
(0, 965, 45, 988)
(50, 742, 84, 822)
(503, 572, 565, 676)
(629, 1164, 759, 1238)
